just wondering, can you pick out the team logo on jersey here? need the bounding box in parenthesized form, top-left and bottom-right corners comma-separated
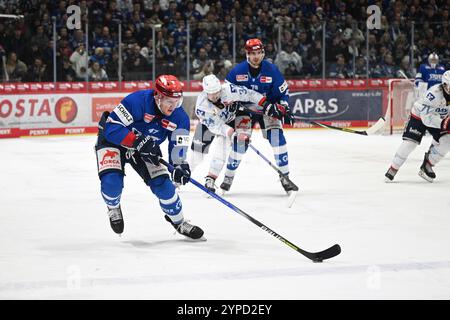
(144, 113, 155, 123)
(260, 76, 272, 83)
(161, 119, 177, 131)
(175, 135, 190, 146)
(97, 148, 121, 173)
(236, 74, 248, 82)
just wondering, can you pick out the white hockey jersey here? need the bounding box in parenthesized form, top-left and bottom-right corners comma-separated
(194, 82, 265, 136)
(412, 84, 450, 129)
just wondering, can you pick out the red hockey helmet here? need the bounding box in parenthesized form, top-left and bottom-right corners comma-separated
(245, 38, 265, 68)
(245, 38, 264, 53)
(154, 75, 183, 114)
(155, 74, 183, 98)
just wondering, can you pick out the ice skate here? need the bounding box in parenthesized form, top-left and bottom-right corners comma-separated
(220, 175, 234, 194)
(107, 206, 124, 235)
(204, 175, 216, 193)
(165, 215, 205, 240)
(418, 152, 436, 182)
(384, 166, 398, 182)
(279, 174, 298, 194)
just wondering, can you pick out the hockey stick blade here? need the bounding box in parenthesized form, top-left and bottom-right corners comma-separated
(302, 244, 341, 262)
(365, 117, 386, 135)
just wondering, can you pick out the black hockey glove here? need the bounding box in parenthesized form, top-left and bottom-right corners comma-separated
(262, 100, 286, 119)
(280, 102, 294, 126)
(441, 117, 450, 132)
(172, 163, 191, 185)
(132, 134, 162, 165)
(226, 102, 243, 114)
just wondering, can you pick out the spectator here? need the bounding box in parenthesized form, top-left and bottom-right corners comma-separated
(58, 57, 77, 82)
(69, 43, 88, 80)
(90, 47, 106, 67)
(124, 44, 149, 80)
(275, 44, 302, 75)
(328, 55, 352, 79)
(191, 47, 214, 80)
(105, 49, 120, 81)
(5, 52, 27, 81)
(30, 25, 49, 51)
(354, 56, 368, 79)
(94, 26, 115, 58)
(25, 57, 50, 82)
(195, 0, 210, 17)
(88, 61, 109, 81)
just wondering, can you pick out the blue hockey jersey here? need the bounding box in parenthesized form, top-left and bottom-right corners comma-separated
(104, 89, 190, 165)
(415, 63, 446, 89)
(226, 60, 289, 104)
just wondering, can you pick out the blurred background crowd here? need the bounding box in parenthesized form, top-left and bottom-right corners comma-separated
(0, 0, 449, 82)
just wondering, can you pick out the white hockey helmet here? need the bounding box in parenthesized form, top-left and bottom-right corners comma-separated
(428, 52, 439, 68)
(442, 70, 450, 94)
(202, 74, 222, 94)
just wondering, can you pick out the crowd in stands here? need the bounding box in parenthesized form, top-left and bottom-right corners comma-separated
(0, 0, 449, 82)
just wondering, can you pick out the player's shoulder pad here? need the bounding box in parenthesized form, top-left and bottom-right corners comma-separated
(169, 107, 190, 130)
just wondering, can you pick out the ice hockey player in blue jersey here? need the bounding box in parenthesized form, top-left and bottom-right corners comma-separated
(95, 75, 204, 240)
(221, 38, 296, 194)
(414, 53, 446, 99)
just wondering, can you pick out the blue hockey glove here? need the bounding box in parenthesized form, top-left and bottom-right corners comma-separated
(172, 163, 191, 185)
(132, 134, 162, 165)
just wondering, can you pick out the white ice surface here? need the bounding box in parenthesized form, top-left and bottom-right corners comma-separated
(0, 129, 449, 299)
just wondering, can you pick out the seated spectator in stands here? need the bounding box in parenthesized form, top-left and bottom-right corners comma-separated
(328, 55, 352, 79)
(90, 47, 106, 67)
(25, 57, 50, 82)
(122, 29, 138, 47)
(215, 59, 233, 80)
(354, 56, 368, 79)
(5, 52, 27, 81)
(93, 26, 115, 58)
(184, 1, 202, 21)
(88, 61, 109, 81)
(195, 0, 210, 17)
(377, 53, 398, 78)
(264, 42, 277, 63)
(70, 30, 86, 51)
(301, 55, 322, 78)
(162, 36, 178, 74)
(275, 44, 302, 75)
(5, 28, 27, 59)
(124, 43, 149, 80)
(30, 25, 49, 52)
(105, 49, 120, 81)
(140, 39, 154, 66)
(58, 57, 77, 82)
(395, 56, 415, 79)
(69, 43, 88, 80)
(191, 47, 214, 80)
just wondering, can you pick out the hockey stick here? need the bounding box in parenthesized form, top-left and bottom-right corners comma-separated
(248, 144, 299, 208)
(294, 116, 387, 136)
(160, 159, 341, 262)
(242, 106, 385, 136)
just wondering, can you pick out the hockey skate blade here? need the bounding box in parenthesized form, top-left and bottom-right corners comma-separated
(418, 170, 434, 183)
(287, 190, 298, 208)
(181, 235, 207, 242)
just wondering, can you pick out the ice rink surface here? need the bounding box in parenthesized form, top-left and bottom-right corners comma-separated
(0, 129, 449, 299)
